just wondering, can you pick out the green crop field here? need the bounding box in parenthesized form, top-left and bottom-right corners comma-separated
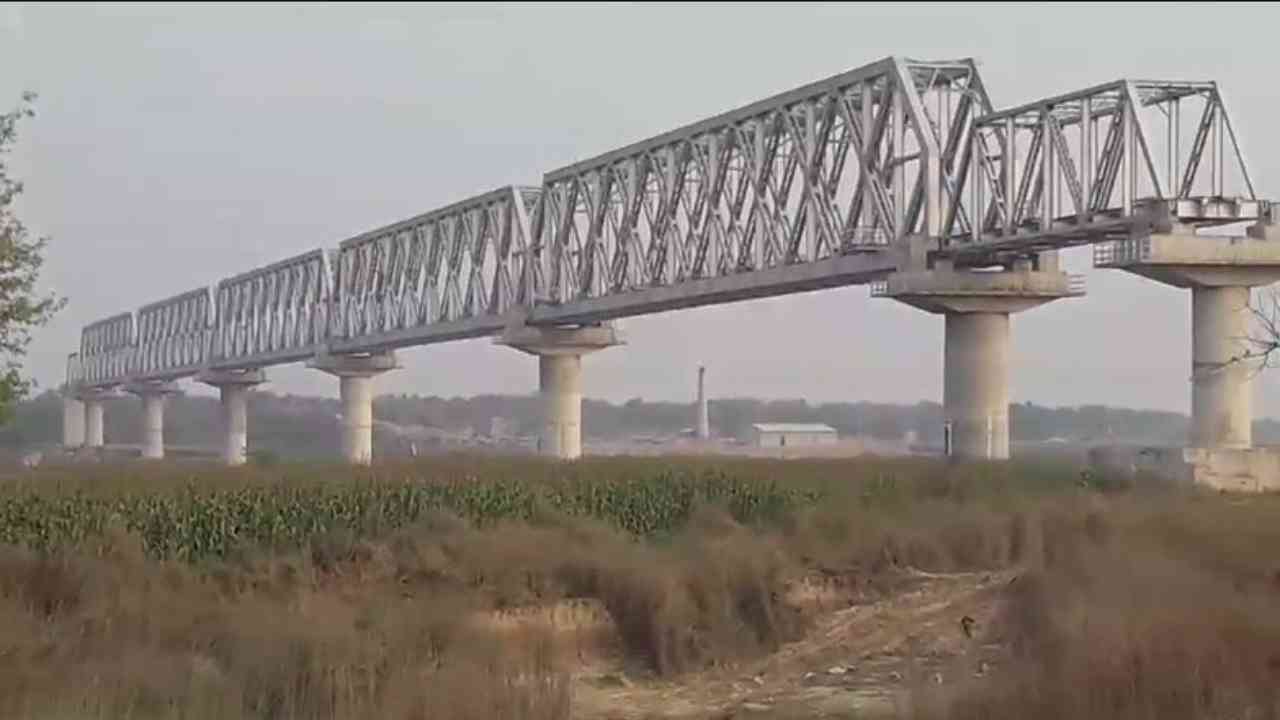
(0, 455, 1099, 565)
(0, 466, 820, 561)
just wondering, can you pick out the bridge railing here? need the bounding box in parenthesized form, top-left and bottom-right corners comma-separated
(1092, 236, 1152, 267)
(1068, 273, 1088, 295)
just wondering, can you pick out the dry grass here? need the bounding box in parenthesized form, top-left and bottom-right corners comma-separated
(912, 495, 1280, 720)
(1, 456, 1278, 718)
(0, 521, 572, 720)
(0, 504, 815, 718)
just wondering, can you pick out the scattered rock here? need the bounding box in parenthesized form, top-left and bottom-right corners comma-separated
(889, 671, 903, 682)
(740, 702, 772, 713)
(751, 675, 765, 686)
(827, 665, 848, 675)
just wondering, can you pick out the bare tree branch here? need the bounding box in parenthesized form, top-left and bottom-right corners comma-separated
(1205, 285, 1280, 383)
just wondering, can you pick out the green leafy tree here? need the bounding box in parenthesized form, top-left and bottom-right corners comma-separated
(0, 93, 65, 422)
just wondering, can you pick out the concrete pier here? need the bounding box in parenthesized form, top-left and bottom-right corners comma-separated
(308, 351, 399, 465)
(499, 324, 621, 459)
(197, 369, 266, 466)
(62, 395, 84, 448)
(878, 257, 1083, 459)
(124, 381, 180, 459)
(85, 401, 104, 448)
(1192, 285, 1252, 448)
(1086, 226, 1280, 493)
(76, 389, 115, 449)
(1096, 228, 1280, 450)
(945, 312, 1011, 459)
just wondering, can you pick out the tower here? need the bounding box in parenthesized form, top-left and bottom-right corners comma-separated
(696, 365, 709, 440)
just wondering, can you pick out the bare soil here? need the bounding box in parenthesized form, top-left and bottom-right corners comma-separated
(485, 569, 1014, 719)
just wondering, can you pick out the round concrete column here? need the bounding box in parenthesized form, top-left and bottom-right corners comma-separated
(219, 384, 250, 466)
(498, 324, 621, 461)
(199, 369, 265, 466)
(944, 312, 1010, 460)
(540, 353, 583, 459)
(339, 374, 374, 465)
(308, 353, 396, 465)
(62, 396, 85, 448)
(140, 393, 166, 460)
(84, 400, 105, 448)
(126, 383, 178, 460)
(1191, 285, 1252, 449)
(879, 264, 1078, 461)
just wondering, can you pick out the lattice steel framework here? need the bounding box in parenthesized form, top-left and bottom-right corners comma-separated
(534, 57, 986, 305)
(329, 185, 542, 352)
(79, 312, 135, 387)
(65, 353, 83, 389)
(131, 287, 214, 381)
(209, 249, 333, 368)
(70, 57, 1275, 390)
(945, 80, 1268, 262)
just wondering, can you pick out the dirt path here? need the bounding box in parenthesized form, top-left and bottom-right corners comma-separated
(569, 570, 1015, 719)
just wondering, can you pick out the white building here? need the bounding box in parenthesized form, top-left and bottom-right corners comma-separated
(751, 423, 838, 448)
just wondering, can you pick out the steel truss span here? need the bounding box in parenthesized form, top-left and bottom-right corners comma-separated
(210, 249, 333, 369)
(945, 80, 1267, 262)
(135, 288, 213, 381)
(329, 185, 543, 354)
(69, 56, 1271, 390)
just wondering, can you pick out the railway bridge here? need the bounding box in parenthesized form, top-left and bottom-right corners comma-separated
(62, 56, 1280, 472)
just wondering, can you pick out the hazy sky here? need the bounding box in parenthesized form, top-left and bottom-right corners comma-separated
(3, 2, 1279, 415)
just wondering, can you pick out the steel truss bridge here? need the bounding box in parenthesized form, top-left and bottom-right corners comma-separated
(69, 56, 1271, 390)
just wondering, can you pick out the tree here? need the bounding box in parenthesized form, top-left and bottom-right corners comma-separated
(1235, 287, 1280, 372)
(0, 93, 66, 422)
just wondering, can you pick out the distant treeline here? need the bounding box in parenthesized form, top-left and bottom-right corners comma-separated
(374, 393, 1280, 448)
(6, 389, 1279, 459)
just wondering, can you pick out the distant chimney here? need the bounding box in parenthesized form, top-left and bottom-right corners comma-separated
(696, 365, 710, 440)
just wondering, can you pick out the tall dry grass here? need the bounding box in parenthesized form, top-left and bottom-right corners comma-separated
(0, 503, 814, 718)
(0, 520, 572, 720)
(912, 494, 1280, 720)
(2, 455, 1278, 718)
